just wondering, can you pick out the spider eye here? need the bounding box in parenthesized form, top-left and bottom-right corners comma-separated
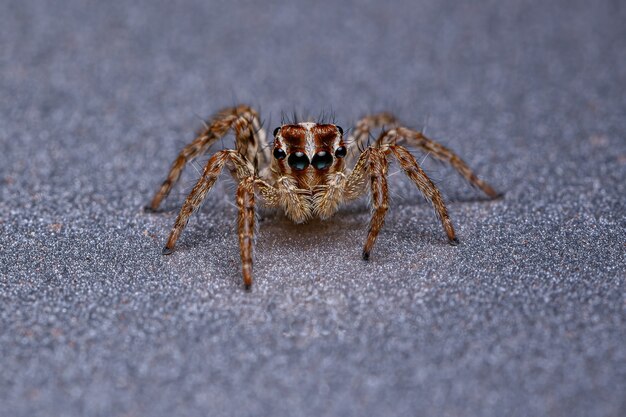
(334, 146, 347, 158)
(273, 127, 280, 137)
(287, 151, 309, 171)
(273, 147, 286, 160)
(336, 125, 343, 136)
(311, 151, 333, 170)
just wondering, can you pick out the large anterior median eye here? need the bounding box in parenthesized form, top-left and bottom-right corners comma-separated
(288, 152, 309, 171)
(311, 151, 333, 170)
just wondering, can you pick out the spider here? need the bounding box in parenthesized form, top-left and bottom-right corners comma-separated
(146, 104, 500, 289)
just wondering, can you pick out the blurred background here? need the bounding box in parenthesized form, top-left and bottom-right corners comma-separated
(1, 0, 624, 416)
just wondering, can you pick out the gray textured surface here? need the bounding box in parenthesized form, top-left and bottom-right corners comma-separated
(1, 0, 625, 416)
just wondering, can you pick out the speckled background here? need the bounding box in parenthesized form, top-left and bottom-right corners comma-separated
(1, 0, 625, 416)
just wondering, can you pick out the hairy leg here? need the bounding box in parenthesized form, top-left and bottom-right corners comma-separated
(389, 144, 458, 244)
(148, 104, 266, 211)
(377, 126, 500, 198)
(237, 176, 256, 289)
(346, 113, 398, 163)
(326, 142, 458, 260)
(321, 146, 391, 260)
(362, 148, 390, 260)
(162, 150, 251, 254)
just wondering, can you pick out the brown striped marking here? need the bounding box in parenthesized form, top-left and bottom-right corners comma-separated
(237, 176, 256, 289)
(278, 124, 308, 187)
(279, 124, 307, 151)
(316, 124, 345, 178)
(311, 124, 339, 148)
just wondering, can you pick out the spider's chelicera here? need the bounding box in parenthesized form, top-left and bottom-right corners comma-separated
(147, 105, 500, 289)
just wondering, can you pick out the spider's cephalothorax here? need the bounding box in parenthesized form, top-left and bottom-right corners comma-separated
(269, 122, 351, 223)
(147, 104, 500, 289)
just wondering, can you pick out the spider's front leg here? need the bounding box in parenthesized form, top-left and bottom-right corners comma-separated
(351, 145, 458, 261)
(362, 148, 390, 260)
(161, 149, 262, 289)
(236, 176, 256, 289)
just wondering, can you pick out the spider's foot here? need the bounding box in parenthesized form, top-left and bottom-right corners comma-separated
(362, 250, 370, 261)
(448, 237, 460, 246)
(162, 246, 175, 255)
(243, 283, 252, 291)
(484, 186, 505, 200)
(144, 205, 159, 213)
(490, 191, 505, 200)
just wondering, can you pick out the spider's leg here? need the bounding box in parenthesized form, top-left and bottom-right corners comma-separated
(346, 113, 398, 163)
(148, 104, 266, 211)
(237, 176, 256, 290)
(378, 126, 500, 199)
(362, 147, 390, 260)
(233, 109, 270, 172)
(162, 150, 251, 254)
(389, 144, 458, 245)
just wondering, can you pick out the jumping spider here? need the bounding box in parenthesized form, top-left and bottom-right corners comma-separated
(147, 105, 500, 289)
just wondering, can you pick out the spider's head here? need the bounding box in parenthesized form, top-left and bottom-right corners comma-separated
(272, 123, 346, 174)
